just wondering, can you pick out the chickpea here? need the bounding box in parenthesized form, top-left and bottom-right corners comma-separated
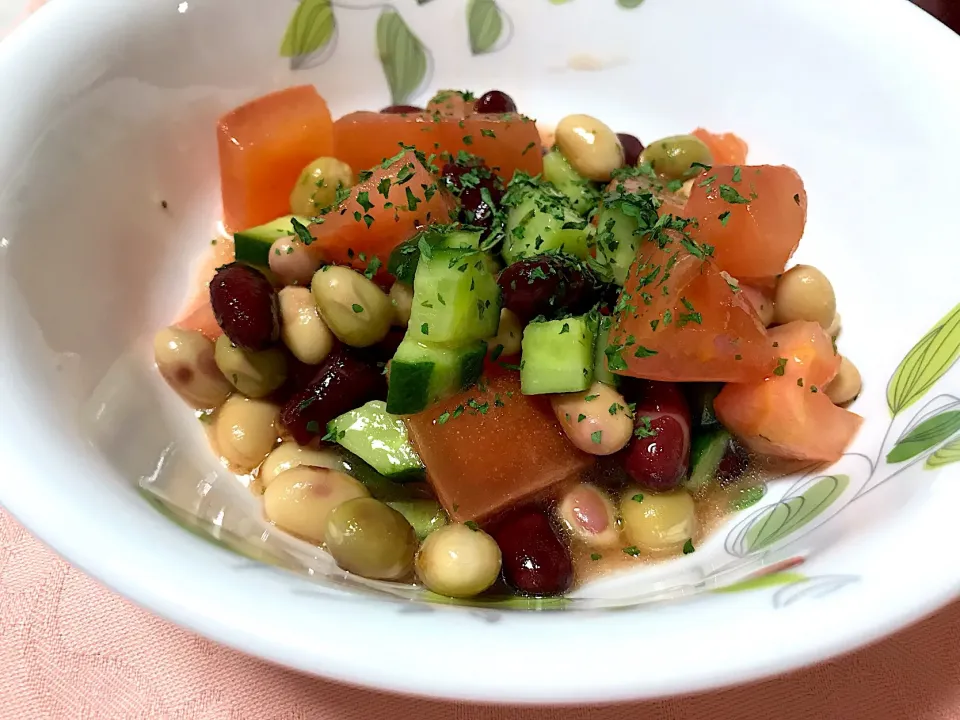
(415, 524, 501, 598)
(773, 265, 837, 328)
(487, 308, 522, 358)
(215, 395, 280, 472)
(269, 237, 320, 287)
(620, 488, 696, 554)
(740, 284, 775, 327)
(311, 265, 392, 347)
(389, 282, 413, 327)
(289, 157, 355, 216)
(827, 312, 842, 338)
(153, 326, 231, 409)
(826, 356, 862, 405)
(214, 335, 287, 398)
(259, 441, 341, 488)
(278, 287, 334, 365)
(554, 114, 624, 182)
(325, 498, 418, 580)
(639, 134, 714, 181)
(551, 381, 633, 455)
(557, 483, 620, 548)
(263, 466, 369, 544)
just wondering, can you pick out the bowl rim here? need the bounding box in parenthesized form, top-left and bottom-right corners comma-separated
(1, 0, 960, 704)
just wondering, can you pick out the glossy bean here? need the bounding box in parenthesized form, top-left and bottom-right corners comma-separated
(555, 114, 624, 182)
(617, 132, 644, 167)
(492, 509, 573, 596)
(209, 263, 280, 351)
(474, 90, 517, 114)
(263, 466, 369, 544)
(740, 284, 775, 327)
(215, 395, 280, 472)
(259, 441, 341, 488)
(639, 134, 713, 181)
(269, 237, 320, 287)
(153, 326, 231, 409)
(278, 286, 334, 365)
(497, 254, 598, 324)
(826, 356, 862, 405)
(619, 380, 691, 491)
(214, 334, 287, 398)
(556, 483, 620, 548)
(551, 382, 633, 455)
(380, 104, 423, 114)
(325, 498, 418, 580)
(487, 308, 522, 358)
(289, 156, 355, 216)
(311, 265, 392, 347)
(619, 488, 696, 554)
(280, 346, 387, 445)
(416, 523, 502, 598)
(389, 282, 413, 327)
(773, 265, 837, 328)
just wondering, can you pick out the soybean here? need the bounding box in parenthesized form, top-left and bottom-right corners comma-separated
(551, 381, 633, 455)
(415, 524, 502, 598)
(215, 395, 280, 472)
(214, 334, 287, 398)
(620, 488, 696, 554)
(279, 286, 334, 365)
(389, 282, 413, 327)
(263, 466, 369, 544)
(325, 498, 418, 580)
(554, 114, 624, 182)
(487, 308, 522, 358)
(269, 237, 320, 287)
(826, 356, 862, 405)
(154, 326, 232, 409)
(311, 266, 392, 347)
(639, 135, 714, 181)
(773, 265, 837, 328)
(259, 441, 341, 488)
(289, 157, 355, 216)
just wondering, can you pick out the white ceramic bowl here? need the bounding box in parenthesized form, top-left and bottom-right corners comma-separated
(1, 0, 959, 704)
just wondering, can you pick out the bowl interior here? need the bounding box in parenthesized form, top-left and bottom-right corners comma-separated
(1, 0, 959, 702)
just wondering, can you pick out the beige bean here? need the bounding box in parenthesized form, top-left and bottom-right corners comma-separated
(557, 483, 620, 548)
(774, 265, 837, 328)
(740, 284, 775, 327)
(555, 114, 624, 182)
(826, 356, 862, 405)
(269, 237, 320, 287)
(263, 466, 369, 544)
(389, 282, 413, 327)
(259, 441, 342, 488)
(415, 524, 501, 598)
(551, 381, 633, 455)
(279, 286, 334, 364)
(154, 326, 231, 409)
(311, 265, 392, 347)
(487, 308, 522, 358)
(827, 312, 842, 338)
(325, 498, 418, 580)
(214, 334, 287, 398)
(215, 395, 280, 472)
(620, 488, 696, 554)
(289, 156, 355, 216)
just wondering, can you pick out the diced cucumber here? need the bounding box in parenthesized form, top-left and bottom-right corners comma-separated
(593, 314, 620, 388)
(234, 215, 310, 268)
(386, 500, 448, 540)
(328, 400, 424, 481)
(689, 383, 723, 429)
(543, 149, 600, 216)
(594, 205, 641, 285)
(388, 228, 482, 285)
(685, 428, 731, 492)
(502, 193, 591, 265)
(520, 315, 596, 395)
(386, 337, 487, 414)
(408, 248, 501, 346)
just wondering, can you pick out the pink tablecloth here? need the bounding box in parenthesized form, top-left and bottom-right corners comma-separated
(2, 509, 960, 719)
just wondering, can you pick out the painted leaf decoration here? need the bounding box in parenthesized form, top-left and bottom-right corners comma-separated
(745, 474, 849, 552)
(468, 0, 505, 54)
(887, 302, 960, 416)
(377, 8, 430, 105)
(886, 410, 960, 463)
(772, 575, 858, 609)
(617, 0, 646, 7)
(714, 571, 805, 594)
(730, 485, 765, 512)
(925, 437, 960, 468)
(280, 0, 337, 70)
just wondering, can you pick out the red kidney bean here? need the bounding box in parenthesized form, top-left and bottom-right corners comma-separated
(440, 160, 504, 233)
(619, 380, 691, 491)
(474, 90, 517, 115)
(380, 104, 423, 114)
(497, 254, 601, 323)
(617, 133, 644, 167)
(209, 263, 279, 351)
(280, 347, 387, 445)
(716, 438, 749, 485)
(492, 509, 573, 596)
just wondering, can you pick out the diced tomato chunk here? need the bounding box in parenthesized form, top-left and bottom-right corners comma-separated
(217, 86, 334, 232)
(426, 90, 474, 118)
(405, 373, 595, 523)
(692, 128, 749, 165)
(715, 321, 862, 462)
(687, 165, 807, 278)
(304, 151, 455, 273)
(174, 235, 235, 340)
(439, 114, 543, 181)
(333, 111, 442, 174)
(608, 175, 687, 218)
(608, 234, 775, 383)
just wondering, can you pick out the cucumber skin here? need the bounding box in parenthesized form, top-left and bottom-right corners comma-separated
(234, 215, 308, 267)
(685, 428, 730, 493)
(328, 400, 424, 482)
(502, 194, 591, 265)
(387, 500, 448, 541)
(386, 339, 487, 415)
(543, 149, 600, 215)
(388, 230, 481, 285)
(520, 315, 596, 395)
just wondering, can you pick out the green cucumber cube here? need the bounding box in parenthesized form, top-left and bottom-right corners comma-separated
(328, 400, 424, 481)
(520, 315, 596, 395)
(234, 214, 309, 268)
(542, 149, 600, 216)
(386, 337, 487, 414)
(502, 193, 591, 265)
